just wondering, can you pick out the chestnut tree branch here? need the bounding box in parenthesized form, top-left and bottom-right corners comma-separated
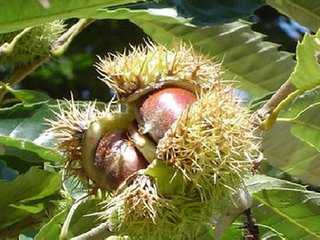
(0, 18, 94, 105)
(243, 209, 259, 240)
(254, 78, 301, 130)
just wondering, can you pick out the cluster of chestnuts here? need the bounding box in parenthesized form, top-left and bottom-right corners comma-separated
(94, 86, 196, 190)
(47, 42, 262, 239)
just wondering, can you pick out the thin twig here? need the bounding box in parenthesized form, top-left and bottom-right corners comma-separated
(242, 209, 259, 240)
(70, 222, 113, 240)
(0, 56, 49, 103)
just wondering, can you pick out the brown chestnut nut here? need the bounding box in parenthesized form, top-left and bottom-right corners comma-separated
(95, 131, 148, 190)
(139, 87, 196, 142)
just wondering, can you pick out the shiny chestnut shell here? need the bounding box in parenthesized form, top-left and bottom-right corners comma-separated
(95, 131, 148, 190)
(139, 87, 196, 142)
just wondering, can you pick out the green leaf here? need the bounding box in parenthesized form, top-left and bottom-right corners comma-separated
(247, 175, 320, 239)
(0, 167, 60, 207)
(6, 87, 50, 105)
(0, 103, 63, 163)
(0, 0, 143, 33)
(289, 105, 320, 152)
(269, 30, 320, 185)
(35, 210, 67, 240)
(267, 0, 320, 32)
(290, 30, 320, 90)
(0, 206, 39, 230)
(11, 202, 45, 214)
(291, 124, 320, 152)
(279, 88, 320, 120)
(0, 167, 60, 228)
(93, 7, 295, 99)
(61, 197, 104, 239)
(263, 122, 320, 186)
(267, 101, 320, 186)
(220, 224, 242, 240)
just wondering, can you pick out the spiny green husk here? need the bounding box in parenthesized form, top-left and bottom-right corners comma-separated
(157, 84, 262, 201)
(48, 42, 263, 239)
(96, 41, 220, 98)
(0, 21, 65, 65)
(100, 174, 217, 240)
(46, 98, 113, 186)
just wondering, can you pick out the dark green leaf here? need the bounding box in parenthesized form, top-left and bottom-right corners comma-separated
(169, 0, 264, 25)
(0, 0, 143, 33)
(0, 167, 60, 207)
(0, 167, 60, 228)
(0, 103, 63, 163)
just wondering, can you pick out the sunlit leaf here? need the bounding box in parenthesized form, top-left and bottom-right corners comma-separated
(35, 210, 67, 240)
(0, 103, 62, 163)
(290, 30, 320, 90)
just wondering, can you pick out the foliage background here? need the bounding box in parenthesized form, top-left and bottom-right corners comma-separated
(1, 1, 320, 240)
